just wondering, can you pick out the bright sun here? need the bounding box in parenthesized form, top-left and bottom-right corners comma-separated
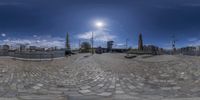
(95, 21, 104, 28)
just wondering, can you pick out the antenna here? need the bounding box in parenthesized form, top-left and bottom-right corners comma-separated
(171, 34, 178, 54)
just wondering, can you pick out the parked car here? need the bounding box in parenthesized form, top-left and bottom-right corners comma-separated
(96, 47, 103, 54)
(65, 49, 72, 56)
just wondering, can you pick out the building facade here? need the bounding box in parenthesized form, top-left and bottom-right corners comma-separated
(107, 41, 114, 52)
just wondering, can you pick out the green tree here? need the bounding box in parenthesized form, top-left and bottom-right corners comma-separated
(81, 42, 91, 52)
(66, 32, 70, 49)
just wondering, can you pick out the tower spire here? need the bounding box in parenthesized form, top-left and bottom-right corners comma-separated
(138, 32, 143, 50)
(66, 32, 70, 49)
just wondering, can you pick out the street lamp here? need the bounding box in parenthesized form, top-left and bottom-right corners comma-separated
(126, 38, 129, 50)
(91, 32, 94, 55)
(91, 21, 105, 55)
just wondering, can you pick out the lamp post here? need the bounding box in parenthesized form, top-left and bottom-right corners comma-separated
(91, 21, 104, 55)
(79, 39, 81, 52)
(126, 38, 129, 52)
(91, 32, 94, 55)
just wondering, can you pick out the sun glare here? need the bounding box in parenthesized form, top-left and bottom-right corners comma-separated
(95, 21, 104, 28)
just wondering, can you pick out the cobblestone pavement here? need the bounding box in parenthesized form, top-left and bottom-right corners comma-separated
(0, 53, 200, 100)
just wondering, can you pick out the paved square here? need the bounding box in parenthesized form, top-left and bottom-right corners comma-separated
(0, 53, 200, 100)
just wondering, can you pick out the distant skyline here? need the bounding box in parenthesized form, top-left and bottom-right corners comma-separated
(0, 0, 200, 49)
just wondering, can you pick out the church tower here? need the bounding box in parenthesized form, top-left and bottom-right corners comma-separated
(66, 32, 70, 49)
(138, 33, 143, 50)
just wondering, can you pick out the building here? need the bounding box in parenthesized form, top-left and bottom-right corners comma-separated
(2, 45, 9, 51)
(95, 47, 103, 54)
(29, 46, 46, 51)
(196, 46, 200, 51)
(179, 46, 196, 52)
(143, 45, 159, 55)
(0, 45, 10, 56)
(19, 44, 26, 52)
(138, 33, 143, 50)
(107, 41, 114, 52)
(29, 46, 37, 51)
(177, 46, 199, 56)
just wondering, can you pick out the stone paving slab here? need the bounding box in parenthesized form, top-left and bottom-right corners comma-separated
(18, 95, 68, 100)
(0, 54, 200, 99)
(67, 95, 200, 100)
(68, 95, 112, 100)
(70, 96, 200, 100)
(0, 98, 19, 100)
(163, 97, 200, 100)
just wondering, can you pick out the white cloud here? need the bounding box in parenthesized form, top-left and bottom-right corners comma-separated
(1, 33, 6, 37)
(1, 36, 66, 48)
(116, 43, 125, 46)
(187, 37, 200, 46)
(188, 40, 200, 46)
(113, 43, 126, 49)
(188, 37, 198, 42)
(33, 35, 37, 38)
(77, 30, 116, 42)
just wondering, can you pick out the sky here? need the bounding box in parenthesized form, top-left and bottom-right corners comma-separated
(0, 0, 200, 49)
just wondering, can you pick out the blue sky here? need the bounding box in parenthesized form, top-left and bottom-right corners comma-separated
(0, 0, 200, 49)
